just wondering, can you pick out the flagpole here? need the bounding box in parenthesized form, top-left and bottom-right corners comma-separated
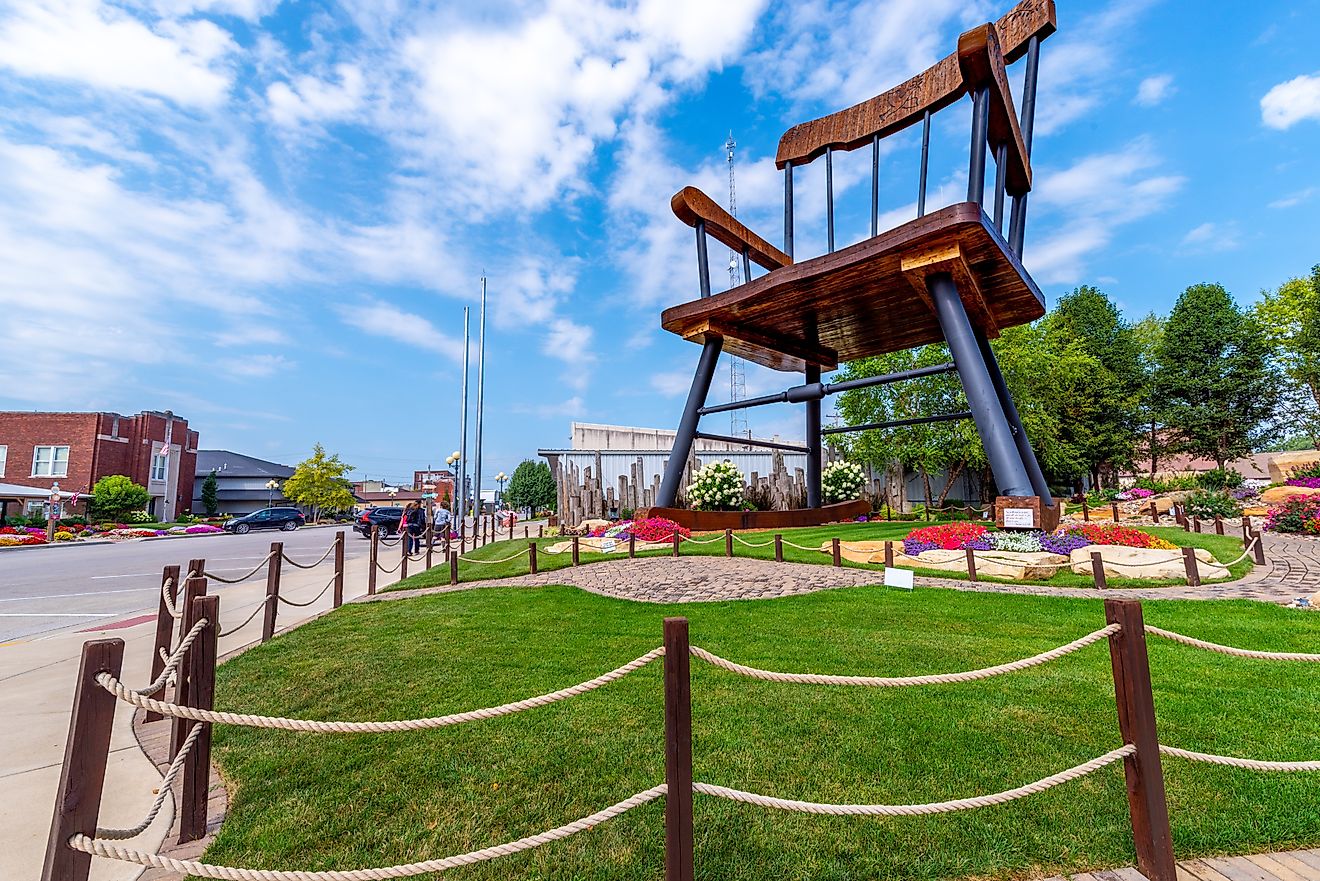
(458, 306, 470, 528)
(472, 276, 487, 522)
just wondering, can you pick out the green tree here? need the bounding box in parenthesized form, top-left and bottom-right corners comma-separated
(200, 470, 219, 517)
(282, 444, 355, 522)
(92, 474, 151, 520)
(504, 460, 556, 512)
(1130, 313, 1167, 476)
(1254, 265, 1320, 446)
(1154, 283, 1282, 468)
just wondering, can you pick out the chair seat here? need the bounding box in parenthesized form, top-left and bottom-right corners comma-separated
(660, 202, 1045, 372)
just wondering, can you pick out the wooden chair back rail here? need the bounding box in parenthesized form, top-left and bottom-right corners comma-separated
(670, 187, 791, 272)
(774, 0, 1055, 168)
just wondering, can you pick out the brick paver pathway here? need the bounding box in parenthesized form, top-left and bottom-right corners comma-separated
(364, 533, 1320, 607)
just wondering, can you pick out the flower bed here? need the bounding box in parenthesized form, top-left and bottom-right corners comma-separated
(1285, 477, 1320, 489)
(585, 517, 690, 543)
(903, 521, 1176, 557)
(1265, 495, 1320, 534)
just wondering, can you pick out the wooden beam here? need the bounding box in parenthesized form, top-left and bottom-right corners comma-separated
(957, 23, 1031, 193)
(900, 242, 999, 337)
(671, 187, 791, 271)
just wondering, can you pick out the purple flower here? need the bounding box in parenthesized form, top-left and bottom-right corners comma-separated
(902, 538, 940, 556)
(1286, 477, 1320, 489)
(962, 536, 994, 550)
(1041, 532, 1092, 555)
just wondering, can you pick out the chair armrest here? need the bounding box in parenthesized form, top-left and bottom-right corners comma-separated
(670, 187, 792, 271)
(958, 23, 1031, 193)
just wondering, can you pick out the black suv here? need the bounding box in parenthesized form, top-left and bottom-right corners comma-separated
(354, 506, 404, 538)
(223, 507, 306, 534)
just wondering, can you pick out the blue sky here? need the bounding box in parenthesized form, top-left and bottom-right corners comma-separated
(1, 0, 1318, 488)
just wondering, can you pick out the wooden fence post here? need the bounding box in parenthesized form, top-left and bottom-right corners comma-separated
(1214, 515, 1224, 536)
(572, 535, 580, 566)
(672, 532, 681, 557)
(449, 551, 459, 585)
(1149, 501, 1159, 523)
(524, 525, 529, 539)
(262, 541, 283, 643)
(368, 526, 379, 596)
(725, 529, 733, 558)
(1103, 599, 1176, 881)
(1240, 515, 1250, 543)
(774, 534, 783, 563)
(884, 540, 894, 568)
(1082, 497, 1090, 521)
(1181, 546, 1201, 587)
(400, 526, 409, 580)
(965, 547, 978, 581)
(40, 638, 124, 881)
(529, 542, 538, 574)
(832, 538, 842, 567)
(180, 594, 218, 844)
(333, 531, 345, 608)
(663, 617, 694, 881)
(426, 526, 434, 570)
(145, 564, 181, 723)
(1192, 517, 1202, 534)
(1111, 502, 1120, 522)
(629, 533, 636, 559)
(171, 574, 206, 760)
(1091, 551, 1107, 589)
(1251, 529, 1266, 564)
(539, 524, 544, 538)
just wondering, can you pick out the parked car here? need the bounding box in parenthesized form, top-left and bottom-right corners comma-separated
(222, 507, 306, 534)
(354, 506, 404, 538)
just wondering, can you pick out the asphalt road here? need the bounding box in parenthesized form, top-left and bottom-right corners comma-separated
(0, 525, 372, 643)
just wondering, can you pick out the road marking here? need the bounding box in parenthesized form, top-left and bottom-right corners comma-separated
(0, 612, 118, 618)
(90, 573, 152, 579)
(0, 587, 156, 603)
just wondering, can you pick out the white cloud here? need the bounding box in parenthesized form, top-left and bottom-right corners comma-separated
(0, 0, 237, 106)
(511, 396, 587, 419)
(335, 299, 465, 360)
(1261, 72, 1320, 130)
(650, 369, 693, 397)
(219, 353, 293, 378)
(1134, 74, 1175, 106)
(1269, 187, 1318, 209)
(1180, 221, 1241, 253)
(267, 64, 366, 127)
(542, 318, 597, 390)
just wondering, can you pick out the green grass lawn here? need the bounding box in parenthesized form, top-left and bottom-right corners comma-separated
(393, 521, 1253, 592)
(208, 586, 1319, 881)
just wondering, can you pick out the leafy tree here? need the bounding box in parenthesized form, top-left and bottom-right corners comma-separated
(201, 470, 219, 517)
(1130, 313, 1166, 476)
(282, 444, 355, 522)
(504, 460, 556, 512)
(1154, 283, 1282, 469)
(1254, 265, 1320, 446)
(92, 474, 151, 520)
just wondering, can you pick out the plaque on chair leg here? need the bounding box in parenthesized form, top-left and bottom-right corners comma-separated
(996, 496, 1041, 529)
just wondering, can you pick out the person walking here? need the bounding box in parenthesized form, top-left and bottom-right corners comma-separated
(404, 501, 424, 555)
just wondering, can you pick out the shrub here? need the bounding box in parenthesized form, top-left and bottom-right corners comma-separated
(1132, 475, 1199, 493)
(92, 475, 151, 521)
(1196, 468, 1244, 490)
(687, 461, 744, 512)
(1265, 494, 1320, 534)
(822, 461, 866, 504)
(1183, 488, 1242, 519)
(125, 510, 154, 523)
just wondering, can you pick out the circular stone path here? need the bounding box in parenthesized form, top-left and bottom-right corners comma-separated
(364, 533, 1318, 607)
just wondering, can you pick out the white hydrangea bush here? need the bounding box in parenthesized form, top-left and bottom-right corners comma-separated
(822, 460, 866, 504)
(687, 460, 746, 511)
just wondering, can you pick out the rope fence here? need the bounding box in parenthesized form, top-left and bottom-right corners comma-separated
(280, 544, 336, 570)
(217, 598, 270, 638)
(1144, 625, 1320, 661)
(202, 552, 277, 585)
(275, 574, 339, 608)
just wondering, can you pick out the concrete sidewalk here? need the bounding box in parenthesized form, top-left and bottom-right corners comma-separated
(0, 544, 402, 881)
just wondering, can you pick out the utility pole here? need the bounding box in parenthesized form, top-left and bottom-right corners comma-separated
(472, 277, 487, 521)
(458, 306, 470, 524)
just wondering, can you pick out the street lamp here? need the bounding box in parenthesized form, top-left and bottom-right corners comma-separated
(265, 479, 279, 508)
(495, 471, 507, 506)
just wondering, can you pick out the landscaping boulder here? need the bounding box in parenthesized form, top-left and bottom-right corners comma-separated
(818, 540, 890, 565)
(894, 548, 1068, 579)
(1259, 485, 1320, 505)
(1068, 545, 1228, 580)
(577, 518, 611, 533)
(544, 537, 668, 554)
(1268, 451, 1320, 484)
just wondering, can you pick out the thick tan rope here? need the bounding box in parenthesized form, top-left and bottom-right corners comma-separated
(1159, 745, 1320, 772)
(457, 550, 530, 564)
(69, 784, 667, 881)
(276, 574, 338, 608)
(1144, 625, 1320, 661)
(730, 535, 774, 548)
(205, 552, 277, 584)
(281, 543, 336, 570)
(137, 618, 210, 696)
(95, 648, 665, 732)
(375, 558, 403, 575)
(692, 745, 1133, 815)
(161, 577, 183, 620)
(689, 625, 1119, 687)
(96, 722, 203, 840)
(217, 599, 270, 638)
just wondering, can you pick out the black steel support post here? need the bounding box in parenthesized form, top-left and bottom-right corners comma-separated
(825, 147, 835, 253)
(967, 87, 990, 205)
(871, 133, 880, 237)
(741, 246, 751, 284)
(927, 273, 1032, 496)
(1008, 35, 1041, 257)
(918, 110, 931, 217)
(657, 337, 724, 508)
(993, 142, 1008, 230)
(694, 221, 711, 298)
(695, 432, 807, 453)
(975, 328, 1054, 506)
(806, 362, 823, 507)
(783, 165, 794, 258)
(822, 410, 971, 435)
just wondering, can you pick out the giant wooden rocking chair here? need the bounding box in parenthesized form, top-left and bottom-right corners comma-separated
(645, 0, 1061, 532)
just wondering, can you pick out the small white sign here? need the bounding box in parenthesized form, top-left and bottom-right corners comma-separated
(599, 538, 617, 553)
(1002, 507, 1035, 528)
(884, 567, 914, 590)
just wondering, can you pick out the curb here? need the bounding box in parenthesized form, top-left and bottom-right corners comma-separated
(0, 538, 115, 552)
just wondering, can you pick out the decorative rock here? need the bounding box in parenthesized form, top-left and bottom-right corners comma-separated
(1268, 451, 1320, 484)
(1259, 485, 1320, 505)
(893, 548, 1069, 580)
(1068, 545, 1228, 580)
(819, 540, 889, 565)
(544, 537, 668, 555)
(577, 518, 612, 533)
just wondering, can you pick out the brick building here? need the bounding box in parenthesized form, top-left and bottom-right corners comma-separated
(0, 410, 199, 520)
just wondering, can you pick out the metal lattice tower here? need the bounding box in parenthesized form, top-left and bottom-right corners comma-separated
(726, 132, 749, 443)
